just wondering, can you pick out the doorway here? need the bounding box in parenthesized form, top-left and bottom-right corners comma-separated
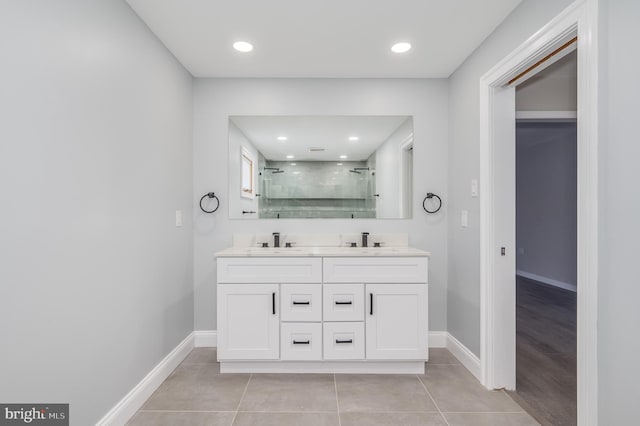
(508, 51, 578, 425)
(478, 1, 598, 424)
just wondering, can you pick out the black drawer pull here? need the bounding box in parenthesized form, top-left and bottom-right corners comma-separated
(272, 292, 276, 315)
(336, 339, 353, 344)
(335, 301, 352, 305)
(292, 301, 310, 305)
(370, 293, 373, 315)
(293, 340, 310, 345)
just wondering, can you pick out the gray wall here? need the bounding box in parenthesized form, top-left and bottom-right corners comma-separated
(516, 123, 577, 289)
(193, 78, 449, 332)
(598, 0, 640, 423)
(447, 0, 574, 357)
(0, 1, 194, 424)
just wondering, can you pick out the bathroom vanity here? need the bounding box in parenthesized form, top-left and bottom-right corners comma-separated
(215, 241, 430, 374)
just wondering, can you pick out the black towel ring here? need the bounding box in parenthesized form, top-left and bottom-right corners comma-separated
(422, 192, 442, 214)
(199, 192, 220, 213)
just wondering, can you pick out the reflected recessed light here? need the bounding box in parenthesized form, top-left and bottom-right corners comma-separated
(337, 163, 343, 166)
(339, 155, 348, 159)
(292, 171, 301, 175)
(391, 42, 412, 53)
(277, 136, 287, 141)
(348, 136, 359, 141)
(233, 41, 254, 52)
(286, 155, 294, 159)
(290, 163, 296, 166)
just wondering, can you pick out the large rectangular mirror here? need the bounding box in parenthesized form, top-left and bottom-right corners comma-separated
(228, 115, 413, 219)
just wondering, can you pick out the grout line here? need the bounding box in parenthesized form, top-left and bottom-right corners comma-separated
(138, 410, 237, 413)
(438, 411, 532, 414)
(230, 373, 252, 425)
(417, 375, 450, 426)
(334, 374, 342, 426)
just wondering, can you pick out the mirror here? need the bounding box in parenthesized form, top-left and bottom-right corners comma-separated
(228, 115, 413, 219)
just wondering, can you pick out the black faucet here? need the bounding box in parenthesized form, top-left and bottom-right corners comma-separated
(361, 232, 369, 248)
(273, 232, 280, 248)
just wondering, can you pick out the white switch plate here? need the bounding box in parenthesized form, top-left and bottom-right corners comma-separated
(175, 210, 183, 227)
(461, 210, 468, 227)
(471, 179, 478, 197)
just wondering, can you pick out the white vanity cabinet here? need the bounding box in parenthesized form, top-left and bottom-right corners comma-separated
(217, 283, 280, 360)
(216, 253, 429, 374)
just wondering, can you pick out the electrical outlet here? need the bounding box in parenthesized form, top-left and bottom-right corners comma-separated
(471, 179, 478, 197)
(175, 210, 183, 227)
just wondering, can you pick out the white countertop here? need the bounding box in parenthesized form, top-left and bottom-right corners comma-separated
(215, 246, 431, 257)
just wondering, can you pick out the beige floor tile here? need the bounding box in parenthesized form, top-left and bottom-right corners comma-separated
(340, 412, 447, 426)
(233, 412, 339, 426)
(127, 411, 234, 426)
(444, 412, 540, 426)
(419, 365, 522, 413)
(182, 348, 219, 365)
(428, 348, 460, 365)
(336, 375, 437, 413)
(142, 364, 249, 411)
(238, 374, 337, 412)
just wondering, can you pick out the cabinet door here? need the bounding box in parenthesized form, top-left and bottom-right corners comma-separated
(217, 284, 279, 360)
(365, 283, 428, 360)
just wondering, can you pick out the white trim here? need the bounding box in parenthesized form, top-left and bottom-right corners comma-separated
(428, 331, 447, 348)
(194, 330, 217, 347)
(479, 0, 598, 424)
(96, 333, 195, 426)
(516, 110, 577, 121)
(220, 361, 425, 374)
(516, 270, 577, 292)
(446, 333, 481, 382)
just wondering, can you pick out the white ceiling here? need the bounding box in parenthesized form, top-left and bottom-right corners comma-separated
(126, 0, 522, 78)
(230, 116, 410, 161)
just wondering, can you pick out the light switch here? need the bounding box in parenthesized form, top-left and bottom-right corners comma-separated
(471, 179, 478, 197)
(175, 210, 183, 227)
(461, 210, 468, 227)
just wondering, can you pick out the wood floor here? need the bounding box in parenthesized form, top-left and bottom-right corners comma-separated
(508, 276, 577, 426)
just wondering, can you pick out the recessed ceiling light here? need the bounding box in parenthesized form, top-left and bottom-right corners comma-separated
(233, 41, 254, 52)
(277, 136, 287, 141)
(339, 155, 348, 159)
(337, 163, 343, 166)
(391, 42, 412, 53)
(286, 155, 294, 159)
(348, 136, 359, 141)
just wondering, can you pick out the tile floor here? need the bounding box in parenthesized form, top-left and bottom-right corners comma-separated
(128, 348, 538, 426)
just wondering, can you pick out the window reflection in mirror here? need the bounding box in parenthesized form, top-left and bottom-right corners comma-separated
(241, 148, 254, 198)
(228, 116, 413, 219)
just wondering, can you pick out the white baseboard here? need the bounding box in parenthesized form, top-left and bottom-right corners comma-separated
(194, 330, 217, 347)
(517, 270, 577, 292)
(96, 332, 195, 426)
(446, 333, 481, 382)
(428, 331, 447, 348)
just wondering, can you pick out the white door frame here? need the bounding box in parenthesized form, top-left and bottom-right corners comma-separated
(479, 1, 598, 425)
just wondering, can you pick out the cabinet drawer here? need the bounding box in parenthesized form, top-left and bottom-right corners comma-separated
(323, 257, 428, 283)
(218, 257, 322, 283)
(281, 284, 322, 322)
(323, 322, 365, 360)
(281, 323, 322, 361)
(323, 284, 364, 322)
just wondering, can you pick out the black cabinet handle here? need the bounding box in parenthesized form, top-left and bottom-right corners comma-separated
(336, 339, 353, 344)
(335, 301, 353, 305)
(370, 293, 373, 315)
(293, 340, 310, 345)
(272, 292, 276, 315)
(292, 301, 310, 305)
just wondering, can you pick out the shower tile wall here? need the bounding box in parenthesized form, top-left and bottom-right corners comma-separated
(259, 161, 376, 218)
